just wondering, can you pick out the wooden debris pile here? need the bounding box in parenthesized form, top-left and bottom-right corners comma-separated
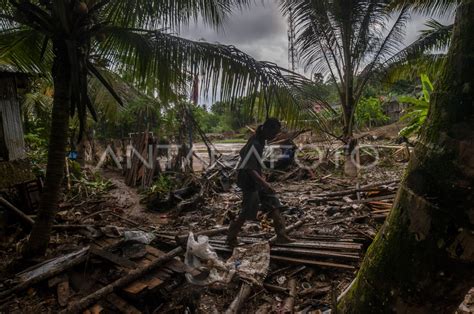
(307, 179, 399, 221)
(124, 132, 160, 188)
(0, 233, 185, 313)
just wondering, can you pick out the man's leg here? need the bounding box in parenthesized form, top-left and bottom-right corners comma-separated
(226, 190, 259, 247)
(260, 192, 293, 244)
(269, 208, 293, 244)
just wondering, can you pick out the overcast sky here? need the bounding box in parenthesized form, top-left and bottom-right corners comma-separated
(180, 1, 454, 74)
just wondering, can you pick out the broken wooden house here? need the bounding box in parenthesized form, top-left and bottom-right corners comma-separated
(0, 64, 41, 213)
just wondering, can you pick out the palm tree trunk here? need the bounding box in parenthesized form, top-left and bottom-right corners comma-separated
(23, 41, 71, 258)
(338, 1, 474, 312)
(343, 97, 358, 178)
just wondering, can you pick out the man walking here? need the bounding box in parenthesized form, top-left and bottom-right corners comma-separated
(227, 118, 293, 246)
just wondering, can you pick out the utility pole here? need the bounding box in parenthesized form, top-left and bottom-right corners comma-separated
(288, 7, 297, 72)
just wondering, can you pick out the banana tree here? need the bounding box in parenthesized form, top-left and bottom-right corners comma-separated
(0, 0, 316, 257)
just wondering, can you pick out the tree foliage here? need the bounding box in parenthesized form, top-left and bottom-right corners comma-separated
(398, 74, 433, 137)
(280, 0, 410, 139)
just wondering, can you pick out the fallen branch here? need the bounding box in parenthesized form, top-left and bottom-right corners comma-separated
(225, 283, 253, 314)
(62, 247, 184, 314)
(0, 197, 34, 226)
(282, 278, 297, 313)
(0, 247, 90, 299)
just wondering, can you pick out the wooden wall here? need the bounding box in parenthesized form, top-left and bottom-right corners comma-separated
(0, 75, 26, 161)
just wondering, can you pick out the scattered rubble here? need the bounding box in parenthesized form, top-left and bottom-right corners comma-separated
(0, 138, 472, 313)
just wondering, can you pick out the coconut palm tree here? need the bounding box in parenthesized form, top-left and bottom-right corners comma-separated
(0, 0, 312, 257)
(338, 0, 474, 310)
(280, 0, 410, 176)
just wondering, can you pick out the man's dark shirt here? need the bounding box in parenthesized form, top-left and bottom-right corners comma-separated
(237, 136, 265, 191)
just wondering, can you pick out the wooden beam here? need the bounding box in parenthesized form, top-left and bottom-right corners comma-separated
(62, 247, 183, 314)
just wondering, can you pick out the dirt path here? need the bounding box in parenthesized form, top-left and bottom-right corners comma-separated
(100, 169, 168, 226)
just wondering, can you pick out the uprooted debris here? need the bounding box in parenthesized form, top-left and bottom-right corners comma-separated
(2, 133, 473, 313)
(0, 144, 408, 313)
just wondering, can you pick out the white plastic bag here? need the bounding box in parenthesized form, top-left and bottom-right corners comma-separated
(184, 232, 233, 285)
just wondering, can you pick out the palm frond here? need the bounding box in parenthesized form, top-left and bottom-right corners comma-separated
(103, 0, 251, 30)
(383, 54, 446, 83)
(389, 0, 458, 17)
(0, 27, 52, 74)
(385, 19, 452, 66)
(355, 6, 411, 100)
(97, 27, 325, 128)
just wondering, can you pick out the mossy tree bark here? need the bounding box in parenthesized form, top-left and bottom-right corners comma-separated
(23, 41, 71, 258)
(338, 1, 474, 312)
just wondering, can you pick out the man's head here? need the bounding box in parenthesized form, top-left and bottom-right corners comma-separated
(261, 118, 281, 141)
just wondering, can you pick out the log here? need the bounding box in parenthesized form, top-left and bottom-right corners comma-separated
(225, 283, 253, 314)
(283, 279, 297, 313)
(0, 247, 90, 299)
(270, 255, 355, 270)
(0, 197, 34, 226)
(62, 247, 183, 313)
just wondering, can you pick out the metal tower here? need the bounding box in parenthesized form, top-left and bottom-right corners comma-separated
(288, 7, 297, 72)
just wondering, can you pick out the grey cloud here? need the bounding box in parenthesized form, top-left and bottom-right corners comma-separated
(180, 2, 455, 72)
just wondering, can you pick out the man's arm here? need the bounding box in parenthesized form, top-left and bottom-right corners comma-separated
(250, 170, 275, 194)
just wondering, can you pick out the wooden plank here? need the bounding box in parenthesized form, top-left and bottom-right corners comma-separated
(123, 281, 149, 295)
(90, 247, 137, 269)
(106, 293, 142, 314)
(209, 239, 362, 252)
(145, 246, 187, 273)
(57, 280, 70, 307)
(123, 259, 167, 294)
(275, 241, 362, 252)
(145, 245, 165, 257)
(145, 274, 165, 290)
(270, 246, 360, 261)
(84, 304, 104, 314)
(271, 255, 355, 270)
(164, 259, 186, 273)
(351, 194, 396, 204)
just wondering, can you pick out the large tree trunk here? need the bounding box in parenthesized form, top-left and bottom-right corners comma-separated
(23, 41, 71, 258)
(338, 2, 474, 312)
